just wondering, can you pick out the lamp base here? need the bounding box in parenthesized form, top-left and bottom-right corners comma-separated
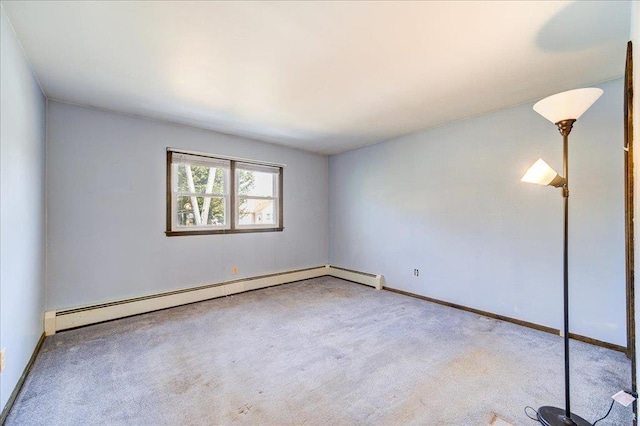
(537, 406, 592, 426)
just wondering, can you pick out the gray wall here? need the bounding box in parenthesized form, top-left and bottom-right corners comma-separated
(329, 78, 625, 346)
(46, 101, 328, 310)
(0, 8, 47, 411)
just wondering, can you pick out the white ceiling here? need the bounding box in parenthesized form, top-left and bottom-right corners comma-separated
(1, 1, 631, 155)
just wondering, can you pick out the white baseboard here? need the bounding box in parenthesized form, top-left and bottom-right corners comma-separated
(326, 265, 383, 290)
(44, 311, 56, 336)
(45, 265, 382, 335)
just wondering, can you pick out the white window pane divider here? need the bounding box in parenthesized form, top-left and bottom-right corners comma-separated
(175, 192, 228, 197)
(237, 196, 278, 201)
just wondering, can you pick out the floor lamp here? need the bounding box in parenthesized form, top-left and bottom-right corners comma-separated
(521, 87, 604, 426)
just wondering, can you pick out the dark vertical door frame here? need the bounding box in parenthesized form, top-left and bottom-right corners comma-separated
(624, 40, 636, 425)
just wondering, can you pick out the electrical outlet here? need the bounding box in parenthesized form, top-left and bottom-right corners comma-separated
(1, 348, 5, 373)
(232, 266, 238, 275)
(413, 269, 419, 277)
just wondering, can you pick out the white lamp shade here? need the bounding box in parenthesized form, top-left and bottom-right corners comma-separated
(533, 88, 603, 124)
(521, 158, 561, 186)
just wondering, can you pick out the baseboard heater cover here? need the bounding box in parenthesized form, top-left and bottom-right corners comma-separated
(45, 265, 383, 335)
(327, 265, 383, 290)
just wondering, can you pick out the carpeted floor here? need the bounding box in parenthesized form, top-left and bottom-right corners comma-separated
(5, 277, 633, 425)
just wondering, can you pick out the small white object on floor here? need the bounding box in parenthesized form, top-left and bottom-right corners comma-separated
(613, 390, 636, 407)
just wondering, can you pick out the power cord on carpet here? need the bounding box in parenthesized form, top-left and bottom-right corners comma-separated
(524, 406, 538, 421)
(591, 400, 615, 426)
(525, 390, 637, 425)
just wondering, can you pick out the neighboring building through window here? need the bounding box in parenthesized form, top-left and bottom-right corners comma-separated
(167, 148, 283, 236)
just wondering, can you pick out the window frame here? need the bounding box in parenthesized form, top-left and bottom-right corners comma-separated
(166, 148, 284, 236)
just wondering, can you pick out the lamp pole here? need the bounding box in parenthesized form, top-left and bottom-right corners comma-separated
(537, 118, 590, 426)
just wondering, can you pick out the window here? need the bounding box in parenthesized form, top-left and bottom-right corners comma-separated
(170, 153, 230, 231)
(167, 149, 283, 236)
(236, 163, 279, 228)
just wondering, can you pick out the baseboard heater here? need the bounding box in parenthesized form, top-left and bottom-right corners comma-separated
(45, 265, 383, 335)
